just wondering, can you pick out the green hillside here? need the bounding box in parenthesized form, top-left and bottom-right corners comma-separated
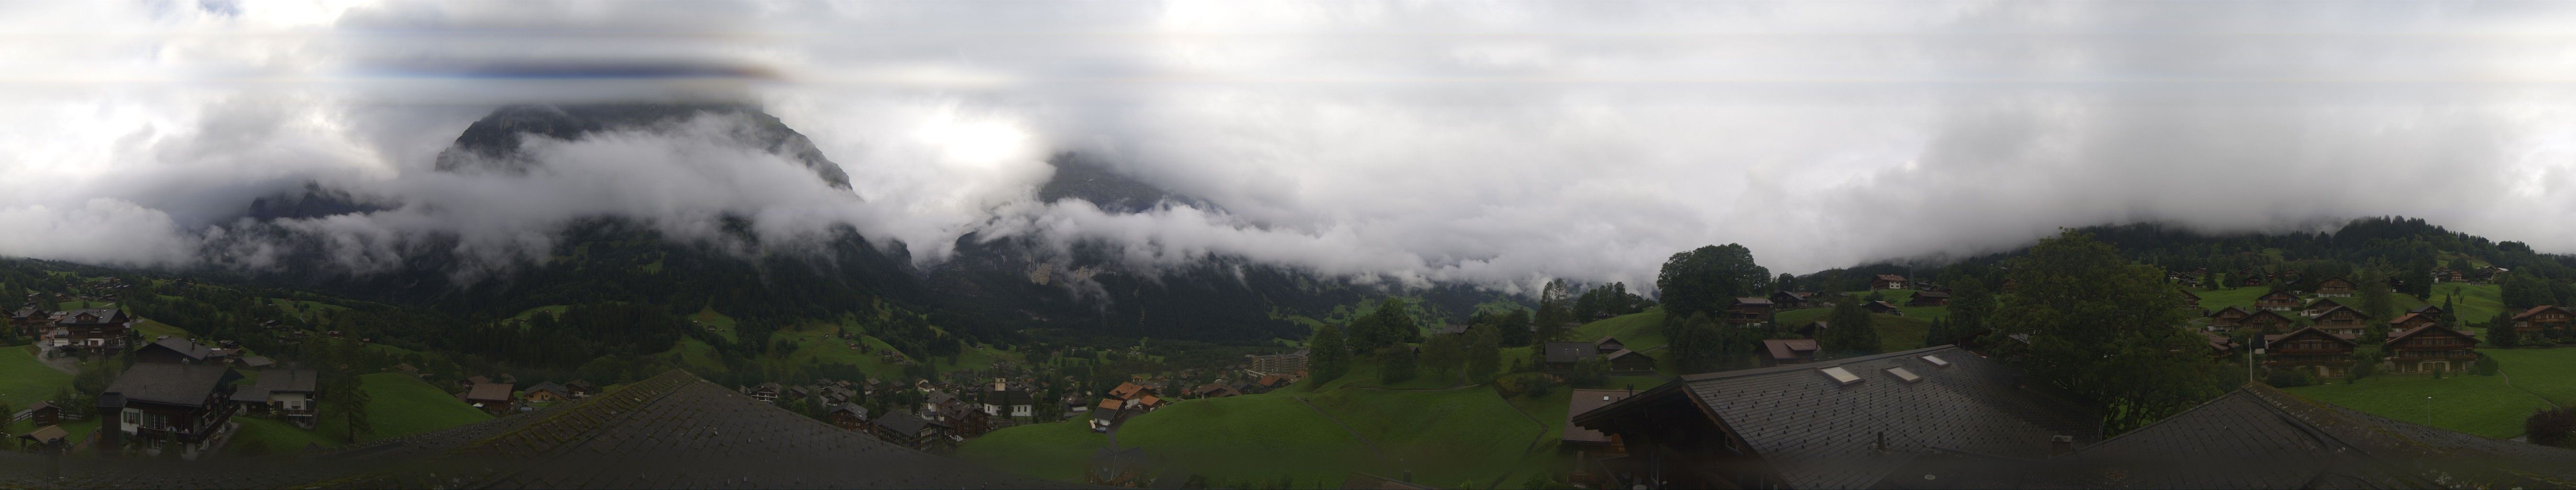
(314, 373, 494, 442)
(0, 345, 71, 409)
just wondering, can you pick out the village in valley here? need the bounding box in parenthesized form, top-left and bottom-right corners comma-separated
(5, 220, 2576, 488)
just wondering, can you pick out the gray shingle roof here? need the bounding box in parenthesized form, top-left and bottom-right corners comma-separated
(103, 363, 236, 407)
(1542, 342, 1597, 364)
(1592, 345, 2102, 490)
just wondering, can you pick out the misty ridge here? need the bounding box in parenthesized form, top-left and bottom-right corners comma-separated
(13, 0, 2576, 300)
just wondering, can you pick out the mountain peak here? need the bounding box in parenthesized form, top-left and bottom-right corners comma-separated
(434, 103, 852, 189)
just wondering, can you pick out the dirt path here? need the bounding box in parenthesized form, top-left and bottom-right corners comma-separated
(35, 345, 78, 375)
(1290, 395, 1384, 459)
(1488, 390, 1554, 490)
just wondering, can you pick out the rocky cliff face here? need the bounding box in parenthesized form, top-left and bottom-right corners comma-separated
(433, 103, 853, 189)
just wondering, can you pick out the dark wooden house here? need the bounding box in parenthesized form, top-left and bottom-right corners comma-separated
(2207, 306, 2252, 332)
(1872, 274, 1908, 290)
(2314, 277, 2357, 297)
(101, 363, 240, 455)
(1758, 338, 1818, 367)
(2382, 324, 2476, 374)
(1723, 297, 1772, 324)
(53, 308, 132, 353)
(2308, 305, 2371, 337)
(1906, 290, 1951, 307)
(2241, 309, 2296, 334)
(2254, 290, 2301, 312)
(2510, 305, 2574, 336)
(2262, 327, 2357, 379)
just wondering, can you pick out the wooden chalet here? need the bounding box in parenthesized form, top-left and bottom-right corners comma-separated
(1571, 346, 2101, 490)
(462, 382, 515, 415)
(2509, 305, 2574, 336)
(2201, 332, 2236, 360)
(1564, 389, 1636, 488)
(1088, 399, 1123, 432)
(2409, 304, 2446, 317)
(2307, 306, 2371, 337)
(2254, 290, 2301, 312)
(133, 338, 225, 365)
(1906, 290, 1951, 307)
(100, 363, 240, 457)
(2206, 306, 2252, 333)
(2313, 277, 2357, 297)
(2382, 324, 2477, 374)
(1871, 274, 1908, 290)
(1190, 382, 1239, 399)
(566, 380, 598, 398)
(2240, 309, 2297, 334)
(1758, 338, 1819, 367)
(1768, 291, 1816, 310)
(1723, 297, 1773, 324)
(1593, 336, 1626, 352)
(230, 368, 318, 428)
(871, 412, 951, 452)
(51, 308, 132, 353)
(524, 382, 570, 402)
(1603, 349, 1657, 373)
(1542, 342, 1600, 373)
(826, 403, 870, 431)
(2176, 289, 2199, 308)
(2262, 327, 2358, 378)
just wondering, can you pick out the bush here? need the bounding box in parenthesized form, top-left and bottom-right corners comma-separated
(1494, 372, 1559, 399)
(2530, 408, 2575, 447)
(2264, 368, 2318, 388)
(2469, 353, 2502, 376)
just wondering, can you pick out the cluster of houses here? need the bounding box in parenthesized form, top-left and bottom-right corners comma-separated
(2191, 277, 2515, 378)
(2, 324, 322, 459)
(455, 375, 598, 416)
(9, 307, 136, 356)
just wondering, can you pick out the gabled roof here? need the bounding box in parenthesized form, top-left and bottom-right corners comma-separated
(2044, 385, 2576, 488)
(1874, 274, 1907, 281)
(254, 368, 318, 395)
(2240, 309, 2295, 324)
(1561, 389, 1633, 444)
(1601, 349, 1651, 362)
(2511, 305, 2574, 320)
(1914, 290, 1952, 299)
(104, 363, 238, 407)
(1760, 338, 1819, 360)
(464, 382, 513, 402)
(1108, 382, 1149, 400)
(2302, 298, 2344, 310)
(2316, 276, 2356, 287)
(141, 337, 220, 361)
(874, 412, 935, 435)
(2387, 312, 2431, 325)
(2263, 326, 2358, 345)
(2207, 305, 2250, 317)
(2307, 305, 2362, 319)
(1732, 297, 1772, 306)
(55, 308, 125, 325)
(2385, 323, 2475, 345)
(526, 381, 570, 397)
(828, 403, 868, 420)
(2257, 290, 2300, 301)
(1573, 345, 2101, 490)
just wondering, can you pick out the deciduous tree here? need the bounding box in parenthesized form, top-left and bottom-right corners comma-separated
(1989, 230, 2228, 434)
(1306, 325, 1351, 386)
(1654, 245, 1771, 319)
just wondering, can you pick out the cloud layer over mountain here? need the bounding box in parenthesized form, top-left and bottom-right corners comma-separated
(8, 1, 2576, 293)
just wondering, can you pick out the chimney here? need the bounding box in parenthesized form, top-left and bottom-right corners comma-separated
(2050, 435, 2076, 456)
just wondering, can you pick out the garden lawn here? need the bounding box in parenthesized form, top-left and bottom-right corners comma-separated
(313, 373, 493, 442)
(2483, 348, 2576, 406)
(133, 319, 192, 340)
(1307, 387, 1550, 489)
(1774, 309, 1930, 353)
(955, 419, 1109, 481)
(1092, 391, 1365, 487)
(690, 306, 739, 342)
(0, 345, 72, 408)
(227, 417, 342, 456)
(2284, 372, 2549, 440)
(1574, 310, 1669, 352)
(2190, 287, 2276, 313)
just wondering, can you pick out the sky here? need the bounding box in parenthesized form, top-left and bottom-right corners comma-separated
(8, 1, 2576, 294)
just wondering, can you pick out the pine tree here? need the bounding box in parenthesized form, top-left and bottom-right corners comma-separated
(2488, 312, 2520, 348)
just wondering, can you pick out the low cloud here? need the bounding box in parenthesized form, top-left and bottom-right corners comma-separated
(8, 1, 2576, 296)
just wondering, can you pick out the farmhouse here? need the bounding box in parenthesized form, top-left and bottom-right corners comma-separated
(1906, 290, 1951, 307)
(2262, 327, 2358, 378)
(1592, 336, 1626, 352)
(1572, 345, 2100, 490)
(2307, 305, 2371, 337)
(1723, 297, 1772, 324)
(2176, 289, 2199, 308)
(2254, 290, 2301, 312)
(1602, 349, 1657, 373)
(524, 382, 570, 402)
(1871, 274, 1907, 290)
(2206, 306, 2252, 332)
(2382, 324, 2477, 374)
(13, 401, 60, 427)
(871, 412, 951, 452)
(1541, 342, 1600, 373)
(2509, 305, 2574, 336)
(826, 403, 870, 431)
(2201, 332, 2236, 360)
(51, 308, 132, 353)
(2313, 277, 2357, 297)
(2301, 298, 2345, 316)
(1768, 290, 1816, 309)
(230, 368, 318, 428)
(462, 382, 515, 415)
(99, 363, 241, 457)
(981, 385, 1035, 418)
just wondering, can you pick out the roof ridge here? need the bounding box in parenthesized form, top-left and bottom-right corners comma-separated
(1675, 345, 1959, 381)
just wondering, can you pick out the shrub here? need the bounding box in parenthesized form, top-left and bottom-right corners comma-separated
(2264, 368, 2317, 388)
(2530, 408, 2575, 447)
(2468, 353, 2501, 376)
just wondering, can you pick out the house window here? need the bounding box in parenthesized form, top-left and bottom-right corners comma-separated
(143, 412, 171, 431)
(122, 409, 139, 426)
